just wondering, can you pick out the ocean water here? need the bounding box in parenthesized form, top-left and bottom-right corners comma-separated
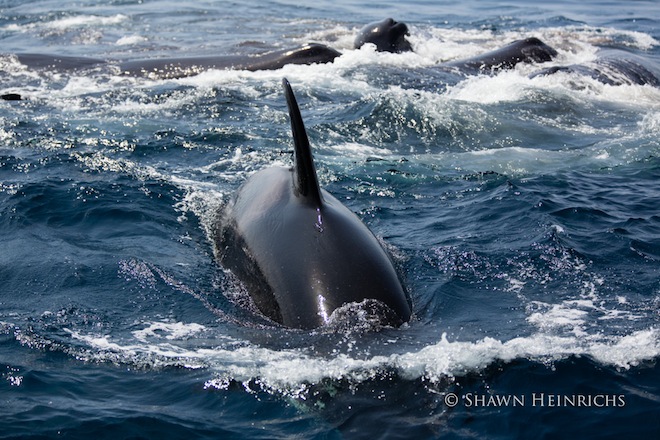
(1, 0, 659, 438)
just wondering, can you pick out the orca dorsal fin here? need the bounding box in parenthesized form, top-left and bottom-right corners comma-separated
(282, 78, 324, 207)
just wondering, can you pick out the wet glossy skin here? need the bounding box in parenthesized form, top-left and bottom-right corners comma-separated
(354, 18, 413, 53)
(214, 79, 412, 329)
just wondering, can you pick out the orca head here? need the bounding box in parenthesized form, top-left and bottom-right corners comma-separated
(518, 37, 558, 63)
(354, 18, 412, 53)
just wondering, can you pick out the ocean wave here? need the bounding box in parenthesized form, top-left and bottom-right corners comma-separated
(47, 324, 660, 399)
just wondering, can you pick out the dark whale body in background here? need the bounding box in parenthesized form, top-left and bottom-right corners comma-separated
(13, 44, 341, 79)
(530, 53, 660, 87)
(442, 37, 558, 74)
(118, 43, 342, 78)
(5, 19, 657, 94)
(214, 79, 412, 329)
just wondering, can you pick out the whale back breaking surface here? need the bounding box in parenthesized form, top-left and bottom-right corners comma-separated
(529, 53, 660, 87)
(118, 44, 341, 79)
(214, 79, 411, 329)
(443, 37, 558, 73)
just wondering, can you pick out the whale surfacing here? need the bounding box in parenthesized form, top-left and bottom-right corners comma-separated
(214, 79, 412, 329)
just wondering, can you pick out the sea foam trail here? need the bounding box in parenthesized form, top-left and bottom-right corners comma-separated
(59, 323, 660, 395)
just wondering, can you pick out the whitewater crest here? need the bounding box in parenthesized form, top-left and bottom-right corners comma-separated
(33, 321, 657, 399)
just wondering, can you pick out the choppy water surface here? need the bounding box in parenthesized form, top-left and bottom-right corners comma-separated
(1, 1, 659, 438)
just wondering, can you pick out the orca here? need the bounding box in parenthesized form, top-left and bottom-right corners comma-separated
(214, 78, 412, 329)
(442, 37, 558, 74)
(15, 53, 106, 71)
(13, 44, 341, 79)
(354, 18, 413, 53)
(117, 43, 342, 79)
(529, 54, 660, 87)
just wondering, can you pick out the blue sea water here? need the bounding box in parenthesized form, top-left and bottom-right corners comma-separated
(1, 0, 659, 438)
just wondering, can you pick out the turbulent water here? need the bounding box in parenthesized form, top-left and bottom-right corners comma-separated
(1, 0, 659, 438)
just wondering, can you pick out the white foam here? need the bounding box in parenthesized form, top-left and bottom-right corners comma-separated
(443, 64, 660, 109)
(588, 329, 660, 368)
(340, 43, 436, 69)
(116, 35, 148, 46)
(325, 142, 392, 158)
(65, 324, 660, 396)
(527, 302, 590, 336)
(50, 14, 128, 30)
(541, 25, 659, 51)
(640, 111, 660, 133)
(4, 14, 128, 33)
(132, 321, 207, 342)
(446, 71, 530, 104)
(0, 126, 16, 143)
